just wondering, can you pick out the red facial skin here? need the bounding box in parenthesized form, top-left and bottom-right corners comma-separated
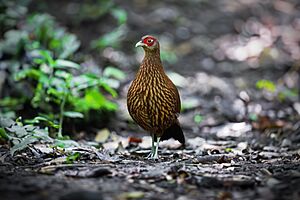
(142, 36, 156, 47)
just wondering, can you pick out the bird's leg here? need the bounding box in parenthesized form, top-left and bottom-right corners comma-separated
(153, 137, 161, 159)
(147, 133, 155, 158)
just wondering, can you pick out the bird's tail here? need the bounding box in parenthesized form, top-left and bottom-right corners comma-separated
(160, 120, 185, 146)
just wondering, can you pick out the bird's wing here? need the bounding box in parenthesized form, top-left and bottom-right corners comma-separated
(165, 76, 181, 115)
(127, 85, 152, 131)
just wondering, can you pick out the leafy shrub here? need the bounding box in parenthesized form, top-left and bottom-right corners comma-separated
(0, 13, 124, 138)
(0, 1, 128, 156)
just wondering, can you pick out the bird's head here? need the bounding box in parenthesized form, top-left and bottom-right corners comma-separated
(135, 35, 159, 51)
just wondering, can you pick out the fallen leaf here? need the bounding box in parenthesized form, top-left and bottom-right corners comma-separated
(103, 134, 128, 151)
(128, 137, 142, 143)
(215, 122, 252, 138)
(160, 138, 182, 149)
(138, 136, 152, 149)
(95, 128, 110, 143)
(252, 115, 286, 130)
(119, 191, 144, 200)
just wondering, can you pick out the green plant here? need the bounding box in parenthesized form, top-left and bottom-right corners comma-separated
(91, 6, 128, 50)
(66, 152, 81, 164)
(0, 117, 52, 155)
(27, 14, 80, 59)
(256, 79, 276, 92)
(0, 13, 123, 138)
(91, 25, 127, 49)
(0, 117, 82, 155)
(14, 49, 119, 138)
(256, 79, 298, 102)
(194, 114, 204, 124)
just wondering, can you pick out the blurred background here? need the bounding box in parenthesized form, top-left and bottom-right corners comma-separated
(0, 0, 300, 146)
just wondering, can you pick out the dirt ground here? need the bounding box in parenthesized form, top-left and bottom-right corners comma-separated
(1, 0, 300, 200)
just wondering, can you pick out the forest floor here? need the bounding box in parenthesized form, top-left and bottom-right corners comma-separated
(1, 132, 300, 200)
(1, 0, 300, 200)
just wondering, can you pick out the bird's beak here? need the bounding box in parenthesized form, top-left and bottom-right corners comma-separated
(135, 40, 145, 48)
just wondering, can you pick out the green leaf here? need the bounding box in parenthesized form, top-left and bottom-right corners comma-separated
(14, 68, 42, 81)
(0, 128, 9, 140)
(66, 152, 81, 164)
(111, 8, 127, 25)
(181, 98, 201, 111)
(103, 66, 126, 80)
(25, 116, 59, 129)
(72, 88, 117, 112)
(33, 128, 53, 142)
(256, 79, 276, 92)
(194, 114, 203, 124)
(31, 82, 45, 107)
(103, 101, 118, 111)
(54, 70, 72, 80)
(249, 113, 258, 121)
(55, 59, 80, 69)
(0, 117, 15, 128)
(38, 50, 55, 66)
(84, 89, 106, 109)
(0, 30, 28, 55)
(59, 34, 80, 59)
(99, 81, 118, 97)
(63, 111, 84, 118)
(47, 87, 65, 99)
(10, 136, 38, 155)
(6, 124, 27, 137)
(91, 25, 127, 49)
(54, 139, 79, 148)
(0, 97, 26, 108)
(278, 89, 298, 101)
(70, 74, 100, 91)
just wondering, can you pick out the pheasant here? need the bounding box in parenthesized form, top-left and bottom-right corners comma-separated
(127, 35, 185, 159)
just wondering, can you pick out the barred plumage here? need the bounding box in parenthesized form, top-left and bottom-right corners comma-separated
(127, 35, 185, 159)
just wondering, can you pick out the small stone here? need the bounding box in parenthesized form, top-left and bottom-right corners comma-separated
(281, 138, 292, 147)
(266, 178, 280, 187)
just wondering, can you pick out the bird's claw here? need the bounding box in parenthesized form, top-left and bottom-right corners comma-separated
(146, 151, 158, 160)
(146, 152, 153, 159)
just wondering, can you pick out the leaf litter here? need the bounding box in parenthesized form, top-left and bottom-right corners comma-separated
(1, 124, 299, 200)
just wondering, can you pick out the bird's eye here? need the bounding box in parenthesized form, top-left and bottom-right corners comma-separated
(147, 39, 153, 43)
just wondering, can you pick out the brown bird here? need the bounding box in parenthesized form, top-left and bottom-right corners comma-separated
(127, 35, 185, 159)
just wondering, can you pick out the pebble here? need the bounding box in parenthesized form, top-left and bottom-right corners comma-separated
(281, 138, 292, 147)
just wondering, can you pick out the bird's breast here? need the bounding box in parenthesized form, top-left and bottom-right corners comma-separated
(127, 72, 178, 134)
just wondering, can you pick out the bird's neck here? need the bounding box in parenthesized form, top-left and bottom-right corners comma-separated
(140, 49, 164, 73)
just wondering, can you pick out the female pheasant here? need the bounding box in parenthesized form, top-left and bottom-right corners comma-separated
(127, 35, 185, 159)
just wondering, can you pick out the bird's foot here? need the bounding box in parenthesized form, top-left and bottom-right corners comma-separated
(146, 135, 160, 160)
(146, 151, 154, 159)
(146, 151, 159, 160)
